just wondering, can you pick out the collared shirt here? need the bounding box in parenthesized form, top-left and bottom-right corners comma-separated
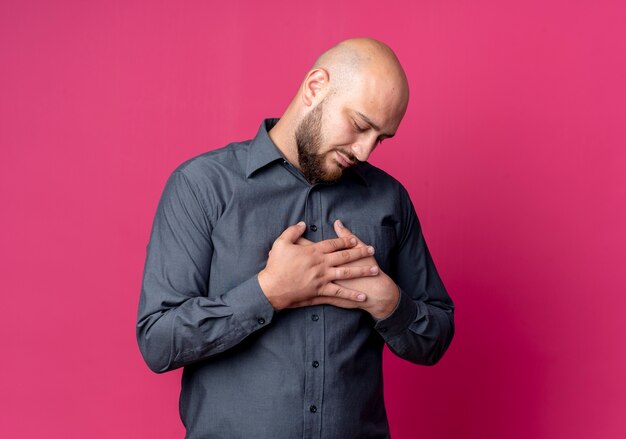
(137, 119, 454, 439)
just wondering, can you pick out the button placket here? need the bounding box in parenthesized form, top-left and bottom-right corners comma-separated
(302, 187, 325, 438)
(304, 305, 324, 437)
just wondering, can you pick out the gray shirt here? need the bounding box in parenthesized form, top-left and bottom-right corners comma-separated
(137, 118, 455, 439)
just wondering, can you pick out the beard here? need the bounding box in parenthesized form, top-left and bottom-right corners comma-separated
(295, 99, 346, 184)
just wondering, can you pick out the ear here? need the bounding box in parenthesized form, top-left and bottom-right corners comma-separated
(301, 68, 329, 107)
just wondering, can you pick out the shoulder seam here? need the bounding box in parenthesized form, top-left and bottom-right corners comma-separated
(174, 169, 215, 230)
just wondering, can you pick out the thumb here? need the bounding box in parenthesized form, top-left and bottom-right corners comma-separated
(279, 221, 307, 244)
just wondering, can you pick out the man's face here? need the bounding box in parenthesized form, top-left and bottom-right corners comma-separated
(295, 77, 407, 184)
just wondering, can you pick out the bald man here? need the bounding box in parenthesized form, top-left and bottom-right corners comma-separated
(137, 38, 454, 438)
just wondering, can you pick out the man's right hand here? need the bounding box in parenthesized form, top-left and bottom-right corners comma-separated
(258, 222, 378, 310)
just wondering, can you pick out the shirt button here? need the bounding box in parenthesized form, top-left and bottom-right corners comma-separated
(312, 361, 319, 368)
(310, 224, 318, 232)
(311, 314, 319, 321)
(309, 405, 317, 413)
(257, 318, 265, 325)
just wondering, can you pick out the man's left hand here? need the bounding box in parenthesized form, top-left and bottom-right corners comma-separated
(291, 219, 400, 320)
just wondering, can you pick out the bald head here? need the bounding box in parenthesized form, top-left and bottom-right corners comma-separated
(269, 38, 410, 182)
(311, 38, 409, 107)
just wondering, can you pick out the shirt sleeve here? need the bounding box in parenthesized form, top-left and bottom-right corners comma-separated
(136, 170, 275, 373)
(373, 187, 455, 366)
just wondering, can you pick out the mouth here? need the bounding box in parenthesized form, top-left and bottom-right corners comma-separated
(335, 151, 355, 168)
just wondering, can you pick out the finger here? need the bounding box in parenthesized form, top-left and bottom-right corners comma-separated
(288, 296, 363, 309)
(296, 237, 314, 246)
(330, 264, 379, 281)
(315, 236, 358, 254)
(277, 221, 307, 244)
(334, 219, 349, 237)
(319, 283, 367, 302)
(334, 219, 366, 245)
(327, 245, 375, 266)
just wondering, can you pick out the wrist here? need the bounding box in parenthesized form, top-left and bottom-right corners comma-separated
(372, 282, 400, 320)
(258, 269, 282, 310)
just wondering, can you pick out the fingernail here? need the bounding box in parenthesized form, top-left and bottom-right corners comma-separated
(336, 219, 344, 228)
(357, 293, 366, 301)
(297, 221, 306, 227)
(370, 266, 379, 275)
(367, 246, 375, 255)
(350, 238, 357, 245)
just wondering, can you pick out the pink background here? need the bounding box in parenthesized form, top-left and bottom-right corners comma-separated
(1, 1, 625, 438)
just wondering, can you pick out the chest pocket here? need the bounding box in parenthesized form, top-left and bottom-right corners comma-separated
(345, 224, 397, 275)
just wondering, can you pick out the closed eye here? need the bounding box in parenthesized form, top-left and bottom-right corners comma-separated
(352, 120, 368, 132)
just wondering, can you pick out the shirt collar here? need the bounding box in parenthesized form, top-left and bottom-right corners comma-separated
(245, 118, 285, 178)
(246, 118, 368, 186)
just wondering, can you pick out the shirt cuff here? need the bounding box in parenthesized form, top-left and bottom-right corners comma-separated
(224, 274, 275, 334)
(374, 286, 418, 337)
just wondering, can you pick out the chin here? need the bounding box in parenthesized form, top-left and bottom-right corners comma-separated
(322, 162, 344, 183)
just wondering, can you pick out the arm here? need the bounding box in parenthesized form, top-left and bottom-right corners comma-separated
(137, 170, 378, 373)
(372, 193, 455, 366)
(293, 196, 455, 366)
(136, 170, 275, 373)
(334, 215, 454, 365)
(363, 189, 454, 366)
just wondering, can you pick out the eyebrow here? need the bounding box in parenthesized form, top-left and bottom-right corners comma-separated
(355, 111, 395, 138)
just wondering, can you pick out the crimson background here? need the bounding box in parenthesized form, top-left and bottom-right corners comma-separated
(1, 1, 625, 438)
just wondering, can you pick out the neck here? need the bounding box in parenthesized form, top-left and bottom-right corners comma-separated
(268, 107, 302, 171)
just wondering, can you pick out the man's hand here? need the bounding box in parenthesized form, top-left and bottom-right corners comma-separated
(258, 222, 379, 310)
(291, 220, 401, 320)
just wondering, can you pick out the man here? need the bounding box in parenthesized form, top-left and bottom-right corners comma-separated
(137, 38, 454, 438)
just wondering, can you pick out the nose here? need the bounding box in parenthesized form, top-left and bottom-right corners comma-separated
(351, 137, 378, 162)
